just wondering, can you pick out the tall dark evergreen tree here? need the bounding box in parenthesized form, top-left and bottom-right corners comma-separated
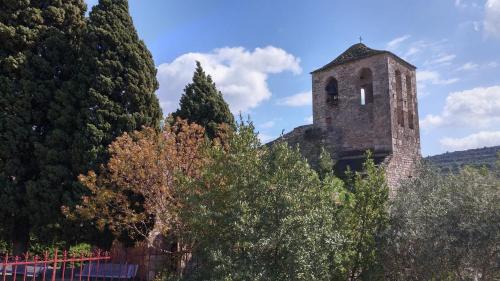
(0, 0, 87, 253)
(173, 62, 235, 138)
(81, 0, 162, 168)
(0, 0, 162, 252)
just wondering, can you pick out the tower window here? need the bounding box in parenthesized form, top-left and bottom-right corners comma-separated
(359, 68, 374, 104)
(325, 77, 339, 105)
(395, 70, 404, 127)
(406, 74, 414, 129)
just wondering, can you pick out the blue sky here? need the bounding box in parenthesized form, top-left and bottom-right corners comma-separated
(86, 0, 500, 156)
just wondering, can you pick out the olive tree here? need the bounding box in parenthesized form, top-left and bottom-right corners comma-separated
(382, 164, 500, 280)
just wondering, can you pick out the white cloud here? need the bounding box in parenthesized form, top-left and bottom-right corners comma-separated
(455, 0, 480, 8)
(457, 61, 498, 71)
(417, 70, 459, 85)
(277, 90, 312, 107)
(484, 0, 500, 38)
(402, 40, 443, 59)
(420, 114, 445, 128)
(428, 54, 456, 65)
(405, 46, 421, 58)
(455, 0, 469, 8)
(421, 85, 500, 129)
(473, 21, 481, 31)
(437, 54, 457, 63)
(156, 46, 301, 114)
(304, 115, 313, 123)
(259, 120, 276, 129)
(440, 131, 500, 150)
(488, 61, 499, 68)
(399, 39, 451, 65)
(386, 35, 411, 50)
(458, 62, 480, 71)
(258, 133, 276, 144)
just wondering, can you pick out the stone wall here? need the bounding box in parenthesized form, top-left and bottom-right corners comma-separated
(312, 54, 393, 155)
(269, 124, 325, 169)
(385, 56, 421, 193)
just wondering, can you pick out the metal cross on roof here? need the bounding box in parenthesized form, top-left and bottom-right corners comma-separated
(359, 36, 363, 43)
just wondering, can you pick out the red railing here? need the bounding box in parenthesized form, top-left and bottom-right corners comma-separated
(0, 249, 136, 281)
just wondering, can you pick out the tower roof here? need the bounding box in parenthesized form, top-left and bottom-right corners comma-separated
(311, 43, 416, 73)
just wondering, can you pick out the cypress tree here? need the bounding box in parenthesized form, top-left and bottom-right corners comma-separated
(0, 0, 36, 253)
(69, 0, 162, 246)
(173, 62, 235, 138)
(0, 0, 162, 252)
(0, 0, 87, 253)
(82, 0, 162, 168)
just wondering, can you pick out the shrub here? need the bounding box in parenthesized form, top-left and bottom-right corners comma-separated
(177, 121, 388, 281)
(382, 164, 500, 280)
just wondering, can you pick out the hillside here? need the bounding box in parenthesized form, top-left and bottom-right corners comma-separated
(426, 146, 500, 173)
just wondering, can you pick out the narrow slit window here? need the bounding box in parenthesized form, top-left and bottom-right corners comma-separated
(406, 74, 414, 129)
(396, 70, 404, 127)
(360, 88, 366, 105)
(359, 68, 374, 104)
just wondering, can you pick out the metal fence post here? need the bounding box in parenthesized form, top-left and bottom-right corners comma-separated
(51, 249, 58, 281)
(2, 254, 8, 281)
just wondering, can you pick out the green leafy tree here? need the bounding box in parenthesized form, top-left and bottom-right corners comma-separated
(382, 164, 500, 280)
(344, 152, 389, 280)
(0, 0, 87, 253)
(318, 147, 335, 180)
(179, 120, 352, 280)
(173, 62, 235, 139)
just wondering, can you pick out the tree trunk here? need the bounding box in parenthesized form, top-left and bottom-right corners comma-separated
(11, 218, 30, 255)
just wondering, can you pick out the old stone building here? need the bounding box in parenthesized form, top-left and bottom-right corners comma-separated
(274, 43, 421, 192)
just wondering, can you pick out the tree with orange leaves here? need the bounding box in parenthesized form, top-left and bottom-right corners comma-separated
(66, 119, 209, 242)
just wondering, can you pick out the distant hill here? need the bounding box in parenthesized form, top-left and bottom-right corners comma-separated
(426, 146, 500, 173)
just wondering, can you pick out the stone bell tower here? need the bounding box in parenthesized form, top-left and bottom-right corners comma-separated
(274, 43, 421, 192)
(311, 43, 421, 190)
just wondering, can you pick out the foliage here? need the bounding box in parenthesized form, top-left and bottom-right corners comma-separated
(69, 119, 208, 242)
(173, 121, 389, 281)
(26, 237, 91, 258)
(0, 0, 88, 253)
(344, 152, 389, 280)
(81, 0, 162, 169)
(382, 164, 500, 280)
(173, 62, 235, 139)
(68, 243, 92, 257)
(28, 235, 66, 257)
(0, 239, 9, 254)
(0, 0, 162, 252)
(426, 146, 500, 173)
(318, 147, 334, 179)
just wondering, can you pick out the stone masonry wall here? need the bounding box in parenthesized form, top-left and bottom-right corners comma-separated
(274, 52, 422, 193)
(312, 54, 393, 155)
(269, 124, 329, 169)
(385, 56, 421, 193)
(277, 49, 421, 191)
